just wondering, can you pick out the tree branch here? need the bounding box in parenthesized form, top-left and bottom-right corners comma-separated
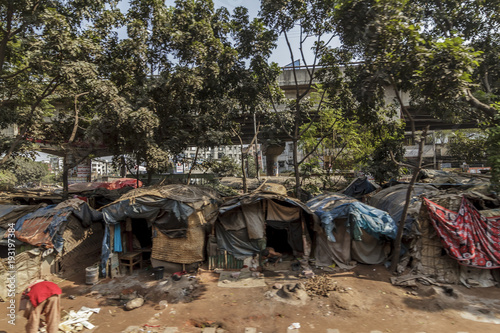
(390, 75, 415, 136)
(69, 92, 90, 143)
(463, 88, 497, 119)
(298, 118, 340, 165)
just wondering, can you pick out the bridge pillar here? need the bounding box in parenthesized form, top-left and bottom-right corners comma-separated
(262, 144, 285, 176)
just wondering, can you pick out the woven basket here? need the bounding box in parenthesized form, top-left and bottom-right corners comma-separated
(152, 211, 205, 264)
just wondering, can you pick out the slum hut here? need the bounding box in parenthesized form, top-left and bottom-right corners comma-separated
(418, 187, 500, 286)
(212, 183, 318, 269)
(307, 193, 397, 269)
(370, 179, 500, 286)
(100, 184, 221, 276)
(342, 176, 380, 202)
(0, 199, 103, 299)
(368, 183, 440, 273)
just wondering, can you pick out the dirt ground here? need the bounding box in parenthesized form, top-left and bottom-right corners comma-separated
(2, 261, 500, 333)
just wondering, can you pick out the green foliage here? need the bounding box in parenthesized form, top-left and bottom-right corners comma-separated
(0, 1, 122, 163)
(411, 38, 482, 121)
(0, 170, 17, 189)
(103, 0, 278, 172)
(246, 155, 258, 178)
(365, 123, 405, 184)
(447, 129, 487, 164)
(2, 157, 49, 186)
(198, 156, 241, 177)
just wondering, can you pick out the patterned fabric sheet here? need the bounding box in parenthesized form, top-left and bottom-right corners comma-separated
(424, 197, 500, 269)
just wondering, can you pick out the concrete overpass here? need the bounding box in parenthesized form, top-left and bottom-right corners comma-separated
(237, 67, 477, 143)
(9, 67, 477, 166)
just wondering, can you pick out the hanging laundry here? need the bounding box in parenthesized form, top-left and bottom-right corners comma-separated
(114, 223, 123, 252)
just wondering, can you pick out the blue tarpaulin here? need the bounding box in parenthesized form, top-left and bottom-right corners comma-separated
(307, 194, 397, 242)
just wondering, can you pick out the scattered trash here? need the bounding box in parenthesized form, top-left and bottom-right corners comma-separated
(68, 295, 76, 300)
(158, 300, 168, 309)
(172, 270, 187, 281)
(59, 306, 100, 332)
(301, 269, 314, 278)
(288, 322, 301, 330)
(125, 297, 145, 311)
(390, 274, 439, 287)
(273, 283, 283, 290)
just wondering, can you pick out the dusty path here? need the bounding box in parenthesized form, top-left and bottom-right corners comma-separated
(2, 264, 500, 333)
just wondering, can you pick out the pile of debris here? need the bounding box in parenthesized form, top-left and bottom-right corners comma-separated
(304, 274, 346, 297)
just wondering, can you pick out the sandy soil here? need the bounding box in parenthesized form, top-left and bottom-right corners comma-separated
(2, 262, 500, 333)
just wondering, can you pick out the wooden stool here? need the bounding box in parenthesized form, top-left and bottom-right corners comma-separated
(119, 251, 142, 274)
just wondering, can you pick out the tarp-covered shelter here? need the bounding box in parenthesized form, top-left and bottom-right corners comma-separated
(368, 184, 439, 237)
(307, 193, 397, 268)
(214, 183, 317, 262)
(371, 181, 500, 286)
(418, 188, 500, 286)
(343, 176, 379, 200)
(0, 204, 45, 228)
(100, 184, 221, 276)
(0, 199, 103, 299)
(424, 196, 500, 269)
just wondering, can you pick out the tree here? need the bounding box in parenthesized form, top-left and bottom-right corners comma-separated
(260, 0, 343, 198)
(0, 1, 133, 198)
(104, 0, 279, 185)
(329, 0, 500, 272)
(198, 156, 241, 178)
(259, 0, 408, 198)
(0, 0, 119, 164)
(8, 157, 48, 185)
(447, 129, 487, 165)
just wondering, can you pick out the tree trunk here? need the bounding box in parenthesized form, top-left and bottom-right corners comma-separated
(136, 154, 140, 188)
(241, 152, 247, 193)
(293, 138, 301, 199)
(390, 126, 429, 273)
(62, 154, 70, 201)
(187, 147, 199, 185)
(120, 156, 126, 177)
(254, 114, 260, 180)
(146, 165, 153, 186)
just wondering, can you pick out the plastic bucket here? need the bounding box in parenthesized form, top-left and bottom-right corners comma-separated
(153, 266, 165, 280)
(85, 266, 99, 285)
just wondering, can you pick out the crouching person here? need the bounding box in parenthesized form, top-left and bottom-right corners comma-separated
(21, 280, 62, 333)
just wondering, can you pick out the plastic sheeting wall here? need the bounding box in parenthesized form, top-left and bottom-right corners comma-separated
(0, 250, 42, 299)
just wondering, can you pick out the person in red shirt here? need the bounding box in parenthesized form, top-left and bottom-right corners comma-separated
(21, 280, 62, 333)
